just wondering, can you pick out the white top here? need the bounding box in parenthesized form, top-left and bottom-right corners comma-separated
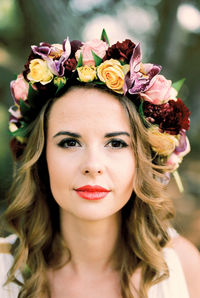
(0, 231, 190, 298)
(0, 235, 22, 298)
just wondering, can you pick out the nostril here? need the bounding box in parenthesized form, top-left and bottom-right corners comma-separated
(83, 169, 102, 174)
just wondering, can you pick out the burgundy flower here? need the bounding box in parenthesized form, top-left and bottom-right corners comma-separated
(65, 58, 77, 74)
(143, 98, 190, 135)
(10, 138, 26, 161)
(64, 40, 81, 75)
(103, 39, 136, 63)
(70, 40, 83, 58)
(123, 43, 161, 95)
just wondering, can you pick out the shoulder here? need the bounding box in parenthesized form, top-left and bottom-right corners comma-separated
(171, 235, 200, 298)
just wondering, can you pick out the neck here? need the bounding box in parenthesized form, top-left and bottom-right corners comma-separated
(60, 212, 121, 275)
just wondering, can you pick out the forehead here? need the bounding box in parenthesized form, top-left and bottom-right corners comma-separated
(47, 88, 131, 133)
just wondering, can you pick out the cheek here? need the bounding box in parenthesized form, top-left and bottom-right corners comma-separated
(113, 152, 135, 194)
(46, 147, 71, 195)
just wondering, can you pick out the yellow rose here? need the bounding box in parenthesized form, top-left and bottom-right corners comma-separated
(77, 66, 97, 82)
(148, 126, 179, 156)
(27, 59, 54, 85)
(97, 59, 125, 94)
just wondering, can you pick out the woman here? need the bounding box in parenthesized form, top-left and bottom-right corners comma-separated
(0, 30, 199, 298)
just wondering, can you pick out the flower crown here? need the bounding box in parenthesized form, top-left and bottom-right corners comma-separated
(9, 29, 190, 176)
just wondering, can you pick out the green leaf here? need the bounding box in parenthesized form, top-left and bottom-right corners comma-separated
(120, 61, 127, 66)
(56, 82, 65, 94)
(20, 99, 31, 117)
(91, 51, 103, 66)
(172, 78, 185, 93)
(27, 83, 39, 108)
(10, 122, 29, 138)
(101, 28, 110, 46)
(138, 101, 148, 126)
(76, 52, 83, 68)
(54, 77, 67, 94)
(139, 101, 144, 118)
(92, 81, 105, 85)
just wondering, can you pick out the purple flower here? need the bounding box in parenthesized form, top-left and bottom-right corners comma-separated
(123, 43, 161, 95)
(175, 130, 188, 153)
(167, 132, 190, 170)
(31, 38, 71, 76)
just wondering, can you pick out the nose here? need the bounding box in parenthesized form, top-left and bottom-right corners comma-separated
(81, 146, 104, 176)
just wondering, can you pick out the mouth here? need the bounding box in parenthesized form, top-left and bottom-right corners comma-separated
(74, 185, 111, 201)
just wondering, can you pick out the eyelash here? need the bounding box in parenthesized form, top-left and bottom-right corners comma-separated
(57, 138, 81, 148)
(57, 138, 128, 149)
(106, 139, 128, 148)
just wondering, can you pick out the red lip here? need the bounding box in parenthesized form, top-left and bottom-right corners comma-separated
(75, 185, 110, 192)
(75, 185, 110, 200)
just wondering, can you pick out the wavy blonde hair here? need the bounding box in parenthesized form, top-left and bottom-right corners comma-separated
(3, 85, 174, 297)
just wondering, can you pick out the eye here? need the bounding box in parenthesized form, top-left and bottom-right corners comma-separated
(106, 139, 128, 148)
(57, 138, 81, 148)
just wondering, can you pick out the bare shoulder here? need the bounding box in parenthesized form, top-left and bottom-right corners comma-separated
(171, 235, 200, 298)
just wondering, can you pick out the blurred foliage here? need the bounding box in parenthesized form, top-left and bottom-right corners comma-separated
(0, 0, 200, 245)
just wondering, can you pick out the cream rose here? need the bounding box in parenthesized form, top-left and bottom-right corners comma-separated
(97, 59, 126, 94)
(75, 39, 108, 66)
(167, 136, 190, 170)
(77, 66, 97, 82)
(140, 75, 172, 104)
(9, 122, 19, 133)
(8, 104, 22, 119)
(148, 126, 179, 156)
(27, 59, 54, 85)
(169, 87, 178, 100)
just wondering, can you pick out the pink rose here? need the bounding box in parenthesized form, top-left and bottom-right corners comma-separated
(75, 39, 108, 66)
(140, 75, 172, 104)
(10, 74, 29, 103)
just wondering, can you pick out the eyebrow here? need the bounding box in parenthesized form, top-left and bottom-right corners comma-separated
(53, 131, 81, 138)
(53, 131, 130, 138)
(104, 132, 130, 138)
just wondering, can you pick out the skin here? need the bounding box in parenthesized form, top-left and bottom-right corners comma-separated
(45, 88, 200, 298)
(46, 88, 135, 297)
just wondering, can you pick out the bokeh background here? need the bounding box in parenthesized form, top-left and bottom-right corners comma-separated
(0, 0, 199, 248)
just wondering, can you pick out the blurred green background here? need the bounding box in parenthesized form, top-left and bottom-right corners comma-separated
(0, 0, 200, 248)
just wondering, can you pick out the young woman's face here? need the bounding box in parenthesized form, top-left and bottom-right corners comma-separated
(46, 88, 136, 221)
